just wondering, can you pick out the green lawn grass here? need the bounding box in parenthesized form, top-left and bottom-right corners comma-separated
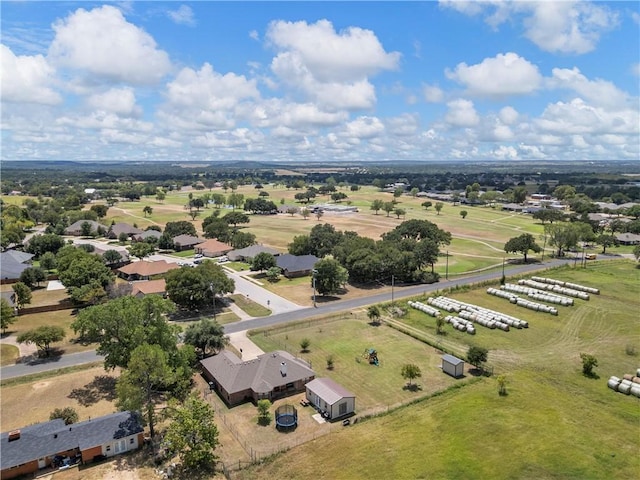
(229, 294, 271, 317)
(0, 344, 19, 366)
(238, 260, 640, 479)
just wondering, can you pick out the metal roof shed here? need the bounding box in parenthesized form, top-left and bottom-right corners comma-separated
(442, 354, 464, 378)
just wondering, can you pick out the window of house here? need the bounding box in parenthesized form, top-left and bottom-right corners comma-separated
(130, 438, 135, 444)
(106, 446, 111, 452)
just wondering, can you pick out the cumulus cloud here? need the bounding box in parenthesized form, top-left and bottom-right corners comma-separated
(445, 99, 479, 127)
(86, 87, 141, 117)
(167, 5, 195, 26)
(423, 84, 444, 103)
(499, 106, 519, 125)
(387, 113, 420, 137)
(440, 0, 618, 54)
(266, 19, 400, 110)
(48, 5, 171, 85)
(1, 44, 61, 105)
(341, 116, 385, 139)
(446, 53, 542, 97)
(546, 67, 630, 109)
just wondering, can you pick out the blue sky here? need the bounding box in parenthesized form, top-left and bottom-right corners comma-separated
(1, 1, 638, 162)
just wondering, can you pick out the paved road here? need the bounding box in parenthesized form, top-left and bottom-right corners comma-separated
(1, 257, 578, 380)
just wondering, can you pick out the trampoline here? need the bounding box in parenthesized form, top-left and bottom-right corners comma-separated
(275, 404, 298, 430)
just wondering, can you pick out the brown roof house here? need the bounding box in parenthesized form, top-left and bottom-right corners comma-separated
(1, 411, 143, 479)
(131, 279, 167, 298)
(194, 239, 233, 258)
(117, 260, 179, 281)
(107, 223, 143, 240)
(172, 234, 204, 251)
(201, 350, 315, 406)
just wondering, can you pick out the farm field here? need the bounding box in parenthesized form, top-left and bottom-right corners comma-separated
(234, 260, 640, 479)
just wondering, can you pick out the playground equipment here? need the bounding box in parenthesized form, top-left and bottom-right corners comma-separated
(363, 348, 379, 366)
(275, 404, 298, 430)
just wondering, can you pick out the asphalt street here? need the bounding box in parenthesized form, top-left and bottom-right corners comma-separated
(0, 257, 576, 380)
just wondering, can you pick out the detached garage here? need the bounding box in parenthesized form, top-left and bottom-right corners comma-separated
(442, 354, 465, 378)
(305, 378, 355, 420)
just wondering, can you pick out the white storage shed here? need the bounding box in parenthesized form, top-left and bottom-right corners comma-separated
(442, 354, 465, 378)
(305, 378, 355, 420)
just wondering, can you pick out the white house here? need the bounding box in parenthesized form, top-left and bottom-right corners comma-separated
(305, 378, 355, 420)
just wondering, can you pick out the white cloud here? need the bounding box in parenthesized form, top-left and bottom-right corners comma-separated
(547, 67, 630, 109)
(387, 113, 420, 137)
(167, 5, 195, 26)
(445, 99, 479, 127)
(86, 87, 141, 117)
(423, 84, 444, 103)
(1, 44, 61, 105)
(446, 53, 542, 97)
(632, 63, 640, 77)
(341, 116, 385, 139)
(267, 19, 399, 110)
(48, 5, 171, 85)
(249, 30, 259, 41)
(499, 106, 519, 125)
(492, 145, 519, 160)
(441, 0, 618, 54)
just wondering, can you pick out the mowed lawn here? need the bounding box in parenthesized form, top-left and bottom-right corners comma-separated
(237, 261, 640, 479)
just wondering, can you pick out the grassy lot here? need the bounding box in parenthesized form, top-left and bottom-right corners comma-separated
(235, 260, 640, 479)
(1, 344, 19, 366)
(229, 294, 271, 317)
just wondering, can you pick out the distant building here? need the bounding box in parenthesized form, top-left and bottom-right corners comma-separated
(194, 239, 233, 258)
(276, 254, 319, 278)
(117, 260, 179, 281)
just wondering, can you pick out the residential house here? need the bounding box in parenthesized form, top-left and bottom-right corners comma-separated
(305, 378, 355, 420)
(0, 251, 34, 281)
(227, 245, 280, 262)
(172, 234, 204, 251)
(117, 260, 179, 281)
(615, 233, 640, 245)
(194, 239, 233, 258)
(131, 279, 167, 298)
(107, 223, 143, 240)
(1, 291, 17, 312)
(276, 254, 320, 278)
(1, 411, 144, 479)
(64, 220, 108, 236)
(201, 350, 315, 407)
(131, 230, 162, 243)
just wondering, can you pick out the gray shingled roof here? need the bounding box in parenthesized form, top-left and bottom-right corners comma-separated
(228, 245, 280, 261)
(201, 350, 315, 396)
(1, 411, 143, 470)
(276, 254, 319, 273)
(0, 252, 33, 280)
(442, 354, 464, 366)
(305, 378, 355, 406)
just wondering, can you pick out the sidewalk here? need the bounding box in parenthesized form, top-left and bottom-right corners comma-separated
(227, 331, 265, 360)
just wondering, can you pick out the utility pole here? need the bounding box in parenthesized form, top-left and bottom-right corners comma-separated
(209, 283, 216, 321)
(445, 251, 449, 280)
(312, 269, 318, 308)
(391, 274, 395, 305)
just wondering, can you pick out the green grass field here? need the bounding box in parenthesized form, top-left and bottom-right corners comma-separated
(238, 261, 640, 479)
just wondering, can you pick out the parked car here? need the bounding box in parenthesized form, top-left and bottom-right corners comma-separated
(194, 253, 203, 259)
(218, 256, 228, 263)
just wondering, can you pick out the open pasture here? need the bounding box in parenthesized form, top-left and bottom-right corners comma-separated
(237, 260, 640, 479)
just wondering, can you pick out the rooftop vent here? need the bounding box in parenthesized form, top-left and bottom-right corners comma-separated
(280, 362, 287, 377)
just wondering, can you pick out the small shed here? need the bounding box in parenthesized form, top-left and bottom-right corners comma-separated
(442, 354, 464, 378)
(305, 378, 355, 420)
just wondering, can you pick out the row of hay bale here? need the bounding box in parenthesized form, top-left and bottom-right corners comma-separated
(518, 279, 590, 300)
(429, 296, 529, 331)
(531, 276, 600, 295)
(501, 283, 575, 306)
(407, 301, 441, 317)
(607, 369, 640, 398)
(444, 315, 476, 334)
(486, 287, 559, 315)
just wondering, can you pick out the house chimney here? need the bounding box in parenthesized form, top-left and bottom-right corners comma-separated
(8, 430, 20, 442)
(280, 362, 287, 377)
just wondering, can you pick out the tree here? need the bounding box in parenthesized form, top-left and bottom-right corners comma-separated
(580, 353, 598, 377)
(460, 210, 468, 219)
(165, 220, 197, 238)
(382, 202, 394, 217)
(11, 282, 32, 309)
(118, 232, 128, 244)
(315, 209, 324, 221)
(183, 319, 229, 358)
(286, 207, 298, 217)
(71, 295, 178, 370)
(17, 325, 65, 357)
(326, 355, 335, 370)
(504, 233, 542, 262)
(40, 251, 57, 271)
(165, 262, 234, 311)
(553, 184, 576, 201)
(596, 234, 617, 254)
(0, 299, 17, 333)
(50, 406, 79, 425)
(57, 250, 113, 304)
(80, 221, 93, 237)
(467, 346, 488, 371)
(533, 209, 565, 224)
(90, 204, 109, 218)
(370, 199, 384, 215)
(367, 305, 381, 325)
(511, 186, 527, 204)
(544, 223, 581, 257)
(300, 338, 311, 353)
(421, 201, 432, 211)
(314, 257, 349, 296)
(266, 266, 281, 282)
(156, 190, 166, 203)
(102, 249, 123, 264)
(224, 211, 250, 228)
(230, 231, 256, 249)
(497, 375, 508, 396)
(116, 344, 173, 438)
(252, 252, 276, 272)
(436, 316, 445, 335)
(164, 394, 220, 470)
(288, 235, 312, 255)
(20, 267, 46, 288)
(26, 233, 65, 257)
(257, 399, 272, 425)
(401, 364, 422, 387)
(203, 217, 231, 241)
(394, 208, 406, 219)
(227, 192, 245, 210)
(142, 205, 153, 217)
(434, 202, 443, 215)
(394, 187, 405, 198)
(129, 242, 154, 259)
(634, 244, 640, 262)
(301, 208, 311, 220)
